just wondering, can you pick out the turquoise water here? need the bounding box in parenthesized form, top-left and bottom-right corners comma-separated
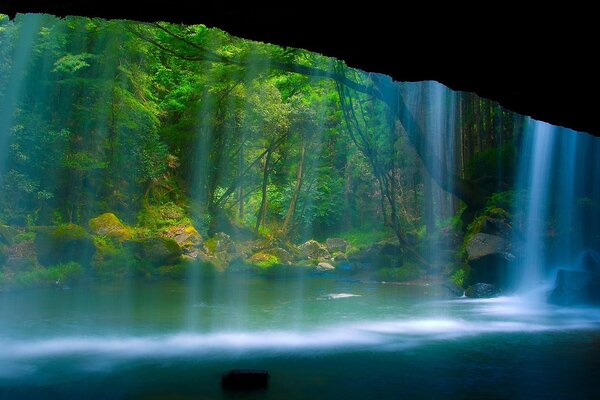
(1, 274, 600, 399)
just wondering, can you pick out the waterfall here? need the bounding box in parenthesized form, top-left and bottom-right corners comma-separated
(514, 119, 600, 294)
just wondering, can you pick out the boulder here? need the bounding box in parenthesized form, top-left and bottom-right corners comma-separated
(548, 269, 600, 306)
(127, 237, 182, 266)
(163, 225, 202, 253)
(299, 240, 331, 260)
(88, 213, 133, 241)
(266, 247, 293, 264)
(466, 233, 513, 261)
(580, 250, 600, 276)
(34, 224, 96, 267)
(465, 283, 501, 298)
(325, 238, 349, 254)
(247, 251, 280, 268)
(316, 262, 335, 271)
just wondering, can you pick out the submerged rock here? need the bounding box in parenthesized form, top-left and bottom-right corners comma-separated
(465, 283, 500, 298)
(548, 269, 600, 306)
(127, 237, 182, 266)
(316, 262, 335, 271)
(325, 238, 349, 254)
(34, 224, 96, 267)
(299, 240, 330, 260)
(88, 213, 133, 241)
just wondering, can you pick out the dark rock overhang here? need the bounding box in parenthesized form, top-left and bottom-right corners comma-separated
(2, 2, 598, 136)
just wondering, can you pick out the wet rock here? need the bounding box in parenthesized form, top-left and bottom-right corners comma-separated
(299, 240, 330, 260)
(325, 238, 349, 254)
(88, 213, 133, 241)
(316, 261, 335, 271)
(548, 269, 600, 306)
(465, 282, 501, 298)
(127, 237, 182, 266)
(466, 233, 512, 261)
(34, 224, 96, 267)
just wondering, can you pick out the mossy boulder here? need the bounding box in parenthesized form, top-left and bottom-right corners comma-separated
(34, 224, 96, 267)
(299, 240, 330, 260)
(247, 251, 280, 268)
(89, 213, 134, 241)
(163, 225, 202, 253)
(127, 237, 182, 266)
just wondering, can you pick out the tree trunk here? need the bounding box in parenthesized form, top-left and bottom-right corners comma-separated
(255, 148, 272, 233)
(282, 139, 306, 235)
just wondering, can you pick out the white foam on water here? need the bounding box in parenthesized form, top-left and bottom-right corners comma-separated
(320, 293, 362, 300)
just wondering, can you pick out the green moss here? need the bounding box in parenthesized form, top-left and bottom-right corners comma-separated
(247, 251, 280, 268)
(377, 263, 422, 282)
(339, 228, 392, 251)
(204, 237, 218, 253)
(14, 231, 36, 244)
(89, 213, 134, 241)
(137, 202, 191, 231)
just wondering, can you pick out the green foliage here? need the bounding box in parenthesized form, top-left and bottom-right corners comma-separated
(7, 262, 83, 289)
(450, 268, 466, 288)
(247, 252, 280, 268)
(377, 263, 422, 282)
(14, 231, 36, 243)
(339, 228, 392, 250)
(52, 53, 95, 73)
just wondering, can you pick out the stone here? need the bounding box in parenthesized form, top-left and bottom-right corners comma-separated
(325, 238, 349, 254)
(247, 251, 280, 268)
(465, 282, 501, 298)
(299, 240, 330, 259)
(127, 237, 182, 266)
(88, 213, 133, 241)
(466, 233, 512, 261)
(34, 224, 96, 267)
(163, 225, 202, 253)
(316, 262, 335, 271)
(548, 269, 600, 306)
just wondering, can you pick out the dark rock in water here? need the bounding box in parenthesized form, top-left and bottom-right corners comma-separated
(548, 269, 600, 306)
(127, 237, 182, 266)
(325, 237, 349, 254)
(465, 283, 500, 298)
(34, 224, 96, 267)
(221, 369, 269, 390)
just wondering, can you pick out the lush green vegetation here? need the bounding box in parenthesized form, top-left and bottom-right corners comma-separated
(0, 13, 526, 290)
